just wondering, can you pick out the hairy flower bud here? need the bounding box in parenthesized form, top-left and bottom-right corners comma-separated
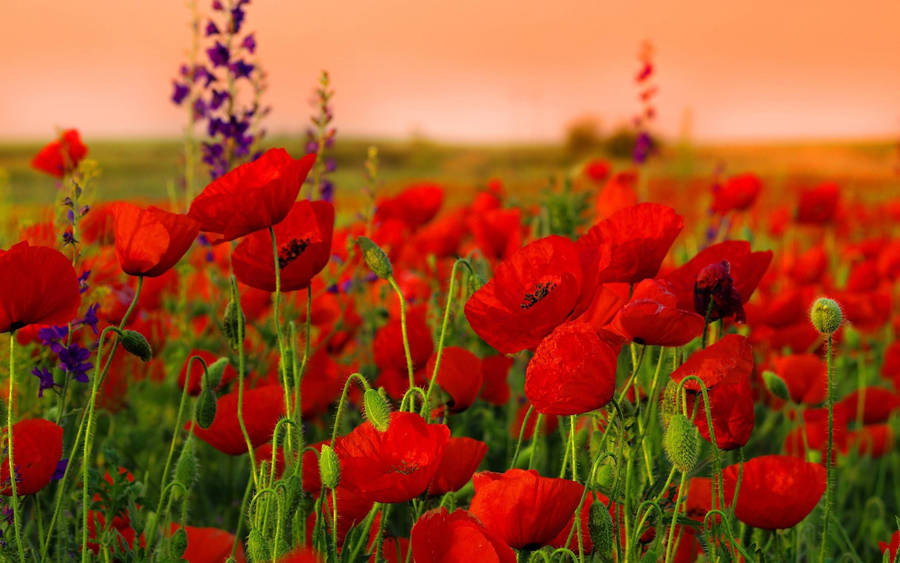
(170, 527, 188, 558)
(588, 502, 614, 557)
(174, 438, 199, 489)
(223, 300, 245, 350)
(810, 297, 842, 335)
(762, 370, 791, 402)
(196, 388, 217, 429)
(659, 380, 680, 431)
(119, 329, 152, 362)
(663, 413, 700, 472)
(205, 357, 230, 390)
(357, 236, 393, 279)
(363, 388, 392, 432)
(247, 529, 266, 562)
(319, 445, 341, 490)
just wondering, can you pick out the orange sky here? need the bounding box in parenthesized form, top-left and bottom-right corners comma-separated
(3, 0, 900, 143)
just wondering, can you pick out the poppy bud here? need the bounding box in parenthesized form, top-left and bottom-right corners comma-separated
(467, 271, 486, 294)
(810, 297, 842, 335)
(170, 527, 188, 558)
(205, 357, 230, 390)
(247, 529, 266, 562)
(174, 438, 199, 488)
(357, 236, 393, 279)
(663, 413, 700, 473)
(223, 300, 245, 351)
(363, 388, 392, 432)
(592, 463, 616, 492)
(762, 370, 791, 402)
(659, 380, 680, 430)
(119, 329, 152, 362)
(588, 502, 614, 557)
(196, 389, 217, 429)
(319, 445, 341, 490)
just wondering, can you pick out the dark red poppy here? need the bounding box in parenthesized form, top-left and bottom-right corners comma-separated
(525, 322, 620, 416)
(583, 158, 612, 183)
(465, 235, 602, 354)
(784, 406, 849, 462)
(469, 469, 583, 549)
(427, 347, 483, 413)
(411, 508, 516, 563)
(188, 148, 315, 242)
(664, 240, 772, 314)
(479, 355, 513, 406)
(178, 349, 237, 396)
(879, 530, 900, 561)
(578, 202, 683, 284)
(232, 200, 334, 292)
(31, 129, 88, 178)
(374, 305, 434, 373)
(837, 387, 900, 425)
(110, 202, 200, 277)
(0, 419, 63, 495)
(192, 384, 286, 455)
(669, 334, 755, 450)
(771, 354, 826, 405)
(167, 524, 246, 562)
(723, 455, 825, 529)
(428, 437, 488, 495)
(712, 173, 762, 214)
(375, 182, 444, 229)
(796, 182, 840, 224)
(0, 242, 80, 333)
(848, 424, 893, 458)
(336, 412, 449, 503)
(610, 278, 705, 346)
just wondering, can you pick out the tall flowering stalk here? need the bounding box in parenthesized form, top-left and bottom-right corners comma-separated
(305, 70, 337, 201)
(633, 40, 658, 164)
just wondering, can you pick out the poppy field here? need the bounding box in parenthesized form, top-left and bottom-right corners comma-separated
(4, 3, 900, 563)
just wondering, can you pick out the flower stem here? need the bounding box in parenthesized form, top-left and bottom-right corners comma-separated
(387, 276, 415, 405)
(819, 334, 834, 562)
(7, 333, 25, 563)
(269, 227, 293, 422)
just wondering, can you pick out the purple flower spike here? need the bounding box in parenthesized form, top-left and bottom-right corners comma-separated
(206, 42, 230, 67)
(172, 82, 190, 105)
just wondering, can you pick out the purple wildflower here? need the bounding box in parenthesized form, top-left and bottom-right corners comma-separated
(52, 459, 69, 481)
(31, 367, 57, 398)
(241, 33, 256, 53)
(206, 42, 230, 67)
(210, 89, 229, 110)
(172, 82, 190, 105)
(58, 343, 93, 383)
(77, 270, 91, 294)
(230, 60, 254, 79)
(205, 20, 220, 36)
(73, 303, 100, 335)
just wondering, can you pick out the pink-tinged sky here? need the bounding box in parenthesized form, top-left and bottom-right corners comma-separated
(3, 0, 900, 143)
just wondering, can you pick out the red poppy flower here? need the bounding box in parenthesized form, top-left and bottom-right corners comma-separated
(670, 334, 755, 450)
(374, 305, 434, 373)
(848, 424, 893, 458)
(0, 242, 80, 333)
(510, 402, 560, 439)
(276, 547, 322, 563)
(188, 148, 315, 242)
(167, 524, 246, 563)
(479, 355, 513, 406)
(411, 508, 516, 563)
(465, 235, 602, 354)
(879, 530, 900, 561)
(712, 173, 762, 214)
(299, 348, 344, 420)
(232, 200, 334, 292)
(724, 455, 825, 529)
(468, 207, 525, 263)
(784, 406, 849, 462)
(837, 387, 900, 425)
(771, 354, 826, 405)
(796, 182, 840, 224)
(411, 209, 467, 259)
(178, 349, 237, 396)
(192, 385, 286, 455)
(427, 347, 483, 413)
(664, 240, 772, 315)
(0, 419, 63, 495)
(594, 171, 638, 220)
(469, 469, 583, 549)
(31, 129, 88, 178)
(375, 182, 444, 229)
(583, 158, 612, 183)
(525, 322, 620, 416)
(579, 203, 683, 284)
(610, 278, 705, 346)
(111, 202, 199, 277)
(336, 412, 449, 504)
(428, 437, 488, 495)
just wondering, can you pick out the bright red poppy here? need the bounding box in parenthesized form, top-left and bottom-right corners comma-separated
(469, 469, 583, 549)
(468, 207, 525, 263)
(375, 182, 444, 229)
(192, 384, 286, 455)
(276, 547, 322, 563)
(848, 424, 893, 458)
(111, 202, 200, 277)
(188, 148, 315, 242)
(583, 158, 612, 183)
(335, 412, 449, 504)
(0, 242, 80, 333)
(837, 387, 900, 425)
(771, 354, 827, 405)
(427, 347, 483, 413)
(479, 355, 513, 406)
(578, 202, 683, 284)
(167, 524, 246, 563)
(610, 278, 705, 346)
(428, 437, 488, 495)
(31, 129, 88, 178)
(373, 305, 434, 374)
(411, 508, 516, 563)
(712, 173, 762, 214)
(594, 171, 638, 220)
(796, 182, 840, 224)
(232, 200, 334, 292)
(525, 322, 620, 416)
(879, 530, 900, 561)
(0, 419, 63, 495)
(465, 235, 603, 354)
(670, 334, 755, 450)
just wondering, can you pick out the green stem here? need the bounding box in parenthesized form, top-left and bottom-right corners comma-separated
(7, 333, 25, 563)
(330, 373, 370, 446)
(231, 277, 259, 488)
(819, 335, 834, 562)
(510, 405, 533, 468)
(269, 227, 293, 422)
(529, 414, 544, 470)
(664, 471, 689, 563)
(387, 276, 415, 401)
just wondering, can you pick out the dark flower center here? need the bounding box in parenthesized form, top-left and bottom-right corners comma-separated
(278, 237, 311, 269)
(520, 281, 557, 310)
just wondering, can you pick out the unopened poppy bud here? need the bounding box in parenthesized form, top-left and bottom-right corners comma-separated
(170, 527, 188, 558)
(762, 370, 791, 402)
(196, 389, 217, 429)
(810, 297, 842, 335)
(247, 529, 266, 562)
(205, 357, 230, 390)
(119, 329, 152, 362)
(363, 388, 392, 432)
(659, 380, 680, 430)
(174, 438, 198, 488)
(319, 445, 341, 490)
(357, 236, 393, 279)
(223, 300, 245, 350)
(468, 271, 486, 293)
(663, 413, 700, 473)
(588, 502, 614, 557)
(592, 462, 616, 492)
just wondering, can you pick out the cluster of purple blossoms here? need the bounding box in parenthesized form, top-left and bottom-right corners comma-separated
(30, 304, 100, 397)
(305, 71, 338, 202)
(171, 0, 268, 179)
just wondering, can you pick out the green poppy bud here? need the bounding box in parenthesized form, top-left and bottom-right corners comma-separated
(119, 329, 152, 362)
(319, 445, 341, 490)
(170, 527, 188, 558)
(588, 502, 614, 557)
(196, 389, 217, 429)
(363, 388, 392, 432)
(174, 438, 198, 489)
(247, 529, 266, 562)
(663, 413, 700, 473)
(205, 357, 230, 390)
(810, 297, 842, 335)
(762, 370, 791, 402)
(357, 236, 393, 279)
(223, 300, 245, 351)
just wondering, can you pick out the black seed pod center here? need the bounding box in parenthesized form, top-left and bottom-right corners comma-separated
(520, 281, 557, 309)
(278, 237, 311, 269)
